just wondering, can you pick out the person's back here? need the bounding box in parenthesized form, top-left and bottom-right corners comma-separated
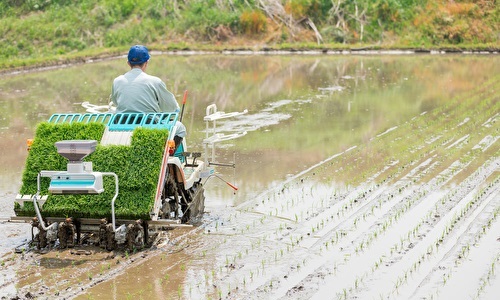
(111, 45, 180, 114)
(112, 69, 179, 113)
(111, 45, 186, 141)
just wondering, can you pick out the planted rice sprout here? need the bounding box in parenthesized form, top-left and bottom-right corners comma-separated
(47, 78, 496, 299)
(388, 172, 498, 295)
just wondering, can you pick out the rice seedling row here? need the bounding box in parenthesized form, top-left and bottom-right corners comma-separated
(192, 74, 499, 299)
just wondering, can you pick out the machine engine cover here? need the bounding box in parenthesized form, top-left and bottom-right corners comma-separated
(49, 172, 104, 194)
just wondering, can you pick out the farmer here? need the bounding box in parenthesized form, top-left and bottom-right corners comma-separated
(111, 44, 186, 147)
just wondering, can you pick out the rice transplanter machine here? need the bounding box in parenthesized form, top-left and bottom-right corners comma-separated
(12, 100, 247, 251)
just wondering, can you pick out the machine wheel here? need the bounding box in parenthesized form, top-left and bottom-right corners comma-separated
(181, 182, 205, 223)
(160, 172, 180, 219)
(191, 182, 205, 218)
(162, 170, 205, 223)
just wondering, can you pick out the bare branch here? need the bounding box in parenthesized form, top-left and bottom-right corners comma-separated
(306, 18, 324, 45)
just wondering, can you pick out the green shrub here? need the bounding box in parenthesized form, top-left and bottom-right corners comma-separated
(0, 0, 498, 68)
(176, 0, 240, 39)
(16, 122, 169, 220)
(239, 10, 267, 35)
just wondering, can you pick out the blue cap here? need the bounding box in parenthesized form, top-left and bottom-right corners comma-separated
(128, 45, 150, 65)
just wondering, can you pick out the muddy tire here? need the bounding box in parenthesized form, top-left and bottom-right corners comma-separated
(190, 182, 205, 219)
(182, 182, 205, 223)
(126, 220, 144, 251)
(161, 172, 180, 219)
(162, 170, 205, 223)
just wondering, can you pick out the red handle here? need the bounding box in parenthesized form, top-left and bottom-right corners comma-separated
(226, 181, 239, 191)
(182, 90, 188, 105)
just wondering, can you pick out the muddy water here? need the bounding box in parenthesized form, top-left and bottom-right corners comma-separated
(1, 55, 496, 202)
(0, 54, 499, 299)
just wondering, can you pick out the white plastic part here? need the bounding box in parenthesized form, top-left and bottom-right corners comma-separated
(82, 101, 116, 114)
(114, 224, 127, 244)
(46, 222, 59, 243)
(48, 172, 104, 195)
(203, 104, 248, 166)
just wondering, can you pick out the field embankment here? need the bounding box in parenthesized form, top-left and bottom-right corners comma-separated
(1, 0, 498, 71)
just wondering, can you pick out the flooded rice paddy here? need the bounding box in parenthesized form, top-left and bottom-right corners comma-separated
(0, 53, 499, 299)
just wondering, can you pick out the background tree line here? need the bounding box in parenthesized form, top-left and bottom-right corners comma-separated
(0, 0, 497, 69)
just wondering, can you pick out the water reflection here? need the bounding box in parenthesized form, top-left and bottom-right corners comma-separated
(0, 54, 498, 209)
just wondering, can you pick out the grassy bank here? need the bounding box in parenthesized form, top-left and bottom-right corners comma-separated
(0, 0, 498, 71)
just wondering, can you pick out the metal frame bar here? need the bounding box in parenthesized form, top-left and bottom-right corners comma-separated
(34, 171, 119, 231)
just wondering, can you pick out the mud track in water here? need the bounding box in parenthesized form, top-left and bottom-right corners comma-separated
(2, 76, 499, 300)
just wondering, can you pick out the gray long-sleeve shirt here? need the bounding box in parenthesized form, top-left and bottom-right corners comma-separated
(111, 68, 180, 113)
